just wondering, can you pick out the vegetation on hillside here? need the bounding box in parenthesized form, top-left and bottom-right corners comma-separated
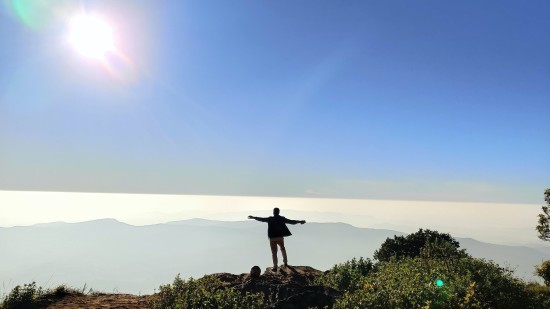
(536, 188, 550, 242)
(4, 218, 550, 308)
(536, 188, 550, 286)
(315, 229, 550, 308)
(373, 229, 466, 262)
(313, 257, 374, 292)
(332, 255, 534, 308)
(536, 260, 550, 286)
(148, 275, 264, 309)
(0, 283, 83, 309)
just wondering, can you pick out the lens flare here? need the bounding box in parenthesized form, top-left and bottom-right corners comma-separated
(4, 0, 141, 83)
(66, 13, 139, 83)
(100, 49, 138, 84)
(436, 279, 444, 287)
(69, 14, 115, 59)
(11, 0, 49, 28)
(7, 0, 71, 29)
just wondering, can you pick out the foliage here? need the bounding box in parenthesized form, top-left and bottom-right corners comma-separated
(334, 256, 532, 309)
(0, 283, 85, 309)
(323, 230, 549, 308)
(525, 283, 550, 309)
(374, 229, 466, 262)
(149, 274, 264, 309)
(0, 282, 44, 309)
(5, 226, 550, 308)
(536, 188, 550, 241)
(536, 260, 550, 286)
(314, 257, 374, 292)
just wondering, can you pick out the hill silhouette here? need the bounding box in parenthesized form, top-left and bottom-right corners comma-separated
(1, 219, 547, 294)
(3, 227, 550, 309)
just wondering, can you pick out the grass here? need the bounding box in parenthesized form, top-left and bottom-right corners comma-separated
(0, 282, 86, 309)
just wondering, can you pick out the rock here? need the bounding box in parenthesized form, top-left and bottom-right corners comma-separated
(250, 265, 262, 278)
(213, 265, 340, 308)
(263, 265, 323, 285)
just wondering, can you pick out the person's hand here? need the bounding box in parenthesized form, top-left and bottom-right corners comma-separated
(248, 215, 254, 219)
(301, 220, 306, 224)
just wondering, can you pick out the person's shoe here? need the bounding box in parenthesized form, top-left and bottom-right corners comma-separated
(271, 267, 278, 272)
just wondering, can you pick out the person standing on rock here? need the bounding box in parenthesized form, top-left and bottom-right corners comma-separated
(248, 208, 306, 272)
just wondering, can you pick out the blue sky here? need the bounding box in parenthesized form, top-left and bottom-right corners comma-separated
(0, 0, 548, 203)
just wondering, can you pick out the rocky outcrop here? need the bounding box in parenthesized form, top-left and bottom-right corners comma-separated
(42, 266, 337, 308)
(214, 265, 340, 309)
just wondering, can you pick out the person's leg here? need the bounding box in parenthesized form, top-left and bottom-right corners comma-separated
(277, 238, 288, 266)
(270, 240, 278, 270)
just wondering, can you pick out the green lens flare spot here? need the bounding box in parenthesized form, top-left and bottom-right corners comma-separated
(11, 0, 55, 29)
(436, 279, 444, 287)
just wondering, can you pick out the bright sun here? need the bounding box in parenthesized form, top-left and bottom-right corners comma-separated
(69, 15, 115, 59)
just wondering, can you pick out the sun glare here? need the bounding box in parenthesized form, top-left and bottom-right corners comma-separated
(69, 15, 115, 59)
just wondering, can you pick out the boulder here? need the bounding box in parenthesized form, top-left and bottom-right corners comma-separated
(213, 265, 340, 308)
(250, 265, 262, 279)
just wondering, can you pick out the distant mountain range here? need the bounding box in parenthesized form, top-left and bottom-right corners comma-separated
(1, 219, 548, 294)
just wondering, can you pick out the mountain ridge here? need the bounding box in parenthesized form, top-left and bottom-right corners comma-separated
(1, 218, 547, 294)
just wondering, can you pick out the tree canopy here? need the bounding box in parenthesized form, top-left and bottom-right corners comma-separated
(536, 189, 550, 242)
(373, 228, 466, 262)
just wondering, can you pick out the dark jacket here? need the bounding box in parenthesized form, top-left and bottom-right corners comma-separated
(255, 215, 301, 238)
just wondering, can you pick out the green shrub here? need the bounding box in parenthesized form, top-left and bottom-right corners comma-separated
(335, 256, 531, 309)
(0, 283, 86, 309)
(525, 283, 550, 309)
(535, 260, 550, 286)
(149, 274, 264, 309)
(374, 229, 466, 262)
(314, 257, 373, 292)
(0, 282, 43, 309)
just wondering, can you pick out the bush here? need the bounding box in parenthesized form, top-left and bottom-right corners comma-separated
(314, 257, 373, 292)
(1, 282, 44, 309)
(149, 274, 264, 309)
(525, 283, 550, 309)
(0, 283, 88, 309)
(536, 260, 550, 286)
(334, 256, 531, 309)
(374, 229, 466, 262)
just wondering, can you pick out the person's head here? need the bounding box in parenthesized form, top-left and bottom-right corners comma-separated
(273, 207, 280, 216)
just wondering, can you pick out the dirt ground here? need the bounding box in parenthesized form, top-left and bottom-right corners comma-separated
(46, 294, 151, 309)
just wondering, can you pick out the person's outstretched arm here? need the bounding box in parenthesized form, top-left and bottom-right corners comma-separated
(248, 215, 269, 222)
(283, 217, 306, 225)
